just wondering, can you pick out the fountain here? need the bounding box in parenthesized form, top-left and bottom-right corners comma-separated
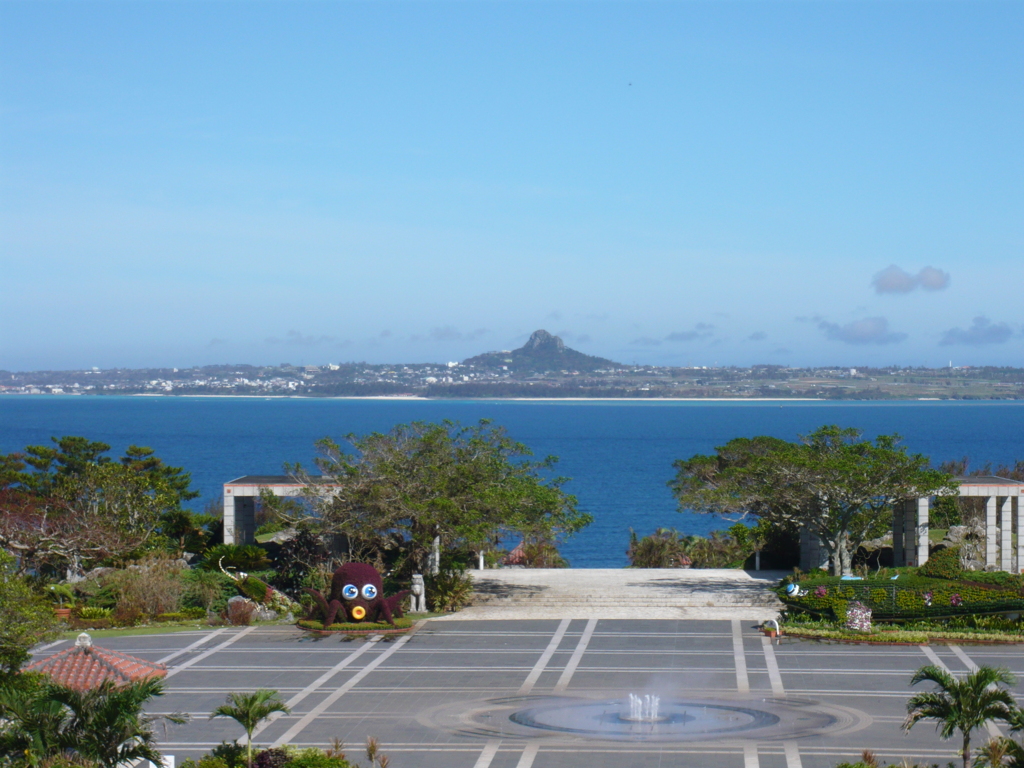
(420, 691, 867, 744)
(624, 693, 664, 722)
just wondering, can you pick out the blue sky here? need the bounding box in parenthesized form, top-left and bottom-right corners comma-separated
(2, 2, 1021, 371)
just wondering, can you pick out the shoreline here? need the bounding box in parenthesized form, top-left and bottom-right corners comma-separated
(4, 393, 1021, 403)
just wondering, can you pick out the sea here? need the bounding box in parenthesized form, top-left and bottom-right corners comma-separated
(3, 396, 1024, 568)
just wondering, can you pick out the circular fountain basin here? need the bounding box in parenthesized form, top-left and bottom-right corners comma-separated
(419, 692, 871, 743)
(511, 698, 778, 739)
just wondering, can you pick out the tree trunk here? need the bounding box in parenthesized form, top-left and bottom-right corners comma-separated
(963, 731, 971, 768)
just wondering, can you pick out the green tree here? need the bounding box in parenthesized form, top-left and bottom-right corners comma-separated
(904, 664, 1018, 768)
(290, 420, 590, 572)
(1, 437, 200, 574)
(670, 426, 955, 576)
(210, 689, 291, 768)
(0, 551, 60, 678)
(0, 677, 182, 768)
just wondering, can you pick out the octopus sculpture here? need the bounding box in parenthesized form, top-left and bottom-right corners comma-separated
(304, 562, 410, 627)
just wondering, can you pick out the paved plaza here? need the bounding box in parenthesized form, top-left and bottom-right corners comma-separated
(31, 620, 1024, 768)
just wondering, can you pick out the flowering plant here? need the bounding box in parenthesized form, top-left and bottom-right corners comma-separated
(845, 600, 872, 632)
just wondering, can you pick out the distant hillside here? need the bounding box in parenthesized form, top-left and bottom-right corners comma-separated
(463, 330, 621, 373)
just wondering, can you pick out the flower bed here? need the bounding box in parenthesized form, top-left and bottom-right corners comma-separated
(782, 626, 1024, 645)
(296, 617, 414, 635)
(779, 569, 1024, 621)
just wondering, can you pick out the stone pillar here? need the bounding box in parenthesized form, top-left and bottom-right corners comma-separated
(1016, 497, 1023, 575)
(799, 526, 827, 571)
(892, 503, 906, 566)
(234, 496, 256, 546)
(1001, 496, 1013, 572)
(223, 491, 236, 545)
(903, 499, 917, 566)
(986, 496, 998, 569)
(915, 497, 930, 567)
(429, 535, 441, 576)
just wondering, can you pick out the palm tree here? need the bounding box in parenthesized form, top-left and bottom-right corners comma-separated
(0, 677, 184, 768)
(210, 690, 290, 768)
(0, 680, 72, 766)
(904, 664, 1018, 768)
(56, 678, 186, 768)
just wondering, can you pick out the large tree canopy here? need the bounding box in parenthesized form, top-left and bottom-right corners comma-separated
(670, 425, 955, 576)
(0, 437, 202, 575)
(288, 419, 591, 570)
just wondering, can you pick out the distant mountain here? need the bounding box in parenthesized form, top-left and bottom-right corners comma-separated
(463, 330, 621, 373)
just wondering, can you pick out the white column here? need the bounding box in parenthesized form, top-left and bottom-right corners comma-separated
(1001, 496, 1013, 572)
(916, 497, 930, 566)
(1016, 496, 1023, 575)
(903, 499, 916, 566)
(892, 503, 905, 566)
(986, 496, 998, 568)
(223, 490, 236, 545)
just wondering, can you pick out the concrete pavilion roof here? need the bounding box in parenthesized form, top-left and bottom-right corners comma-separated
(224, 475, 335, 486)
(954, 475, 1024, 485)
(25, 633, 167, 691)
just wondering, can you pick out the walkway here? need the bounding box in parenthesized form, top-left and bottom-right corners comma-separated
(30, 620, 995, 768)
(446, 567, 786, 621)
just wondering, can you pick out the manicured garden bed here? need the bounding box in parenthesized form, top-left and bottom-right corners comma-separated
(780, 626, 1024, 645)
(296, 617, 414, 635)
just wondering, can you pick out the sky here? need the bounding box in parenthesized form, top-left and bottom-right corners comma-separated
(1, 2, 1022, 371)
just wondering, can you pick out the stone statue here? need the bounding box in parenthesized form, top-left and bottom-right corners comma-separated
(410, 573, 427, 613)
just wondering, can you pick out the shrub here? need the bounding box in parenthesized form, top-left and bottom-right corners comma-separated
(76, 606, 112, 620)
(282, 748, 349, 768)
(108, 556, 187, 617)
(182, 569, 236, 613)
(426, 568, 473, 612)
(254, 749, 290, 768)
(200, 544, 271, 573)
(627, 529, 691, 568)
(210, 741, 247, 768)
(918, 546, 963, 580)
(521, 538, 568, 568)
(225, 600, 255, 626)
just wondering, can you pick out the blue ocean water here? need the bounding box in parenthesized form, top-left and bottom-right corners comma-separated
(3, 396, 1024, 567)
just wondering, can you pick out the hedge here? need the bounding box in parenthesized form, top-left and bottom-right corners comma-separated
(297, 618, 413, 632)
(780, 576, 1024, 621)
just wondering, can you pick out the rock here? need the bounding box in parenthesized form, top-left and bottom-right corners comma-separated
(227, 595, 250, 605)
(254, 608, 278, 622)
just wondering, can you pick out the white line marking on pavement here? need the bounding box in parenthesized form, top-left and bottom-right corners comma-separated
(32, 638, 68, 654)
(784, 741, 803, 768)
(248, 637, 381, 740)
(515, 743, 539, 768)
(733, 619, 750, 694)
(743, 742, 760, 768)
(951, 645, 1003, 737)
(472, 741, 501, 768)
(950, 645, 978, 671)
(553, 619, 598, 693)
(165, 627, 256, 678)
(921, 645, 1002, 737)
(760, 636, 784, 696)
(920, 645, 945, 668)
(158, 628, 228, 665)
(517, 618, 571, 695)
(271, 634, 412, 747)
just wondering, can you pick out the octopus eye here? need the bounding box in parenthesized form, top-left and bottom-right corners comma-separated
(342, 584, 358, 600)
(362, 584, 378, 600)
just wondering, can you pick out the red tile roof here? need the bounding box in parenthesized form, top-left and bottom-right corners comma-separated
(25, 633, 167, 691)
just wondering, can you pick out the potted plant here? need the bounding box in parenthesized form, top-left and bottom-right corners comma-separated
(48, 584, 76, 620)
